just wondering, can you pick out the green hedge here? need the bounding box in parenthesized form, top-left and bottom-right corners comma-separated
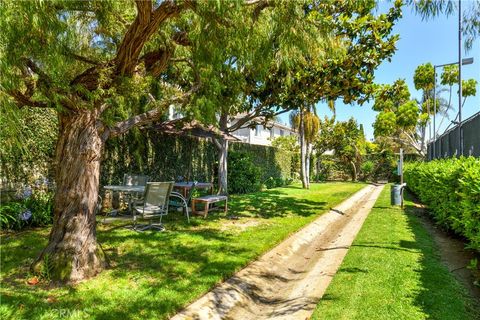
(102, 129, 293, 192)
(404, 157, 480, 252)
(101, 129, 217, 185)
(2, 122, 293, 197)
(0, 107, 57, 188)
(227, 151, 261, 194)
(230, 142, 292, 183)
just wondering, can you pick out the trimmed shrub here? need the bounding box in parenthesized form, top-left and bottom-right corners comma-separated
(227, 151, 261, 194)
(230, 142, 292, 184)
(404, 157, 480, 252)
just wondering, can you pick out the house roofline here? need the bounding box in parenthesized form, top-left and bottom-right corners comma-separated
(231, 115, 295, 132)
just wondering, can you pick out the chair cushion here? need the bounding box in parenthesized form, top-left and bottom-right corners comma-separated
(194, 195, 227, 202)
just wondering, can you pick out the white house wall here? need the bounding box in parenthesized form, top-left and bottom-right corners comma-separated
(232, 127, 251, 143)
(232, 124, 296, 146)
(249, 125, 272, 146)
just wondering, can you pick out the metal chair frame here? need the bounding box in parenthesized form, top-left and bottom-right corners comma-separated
(133, 181, 174, 232)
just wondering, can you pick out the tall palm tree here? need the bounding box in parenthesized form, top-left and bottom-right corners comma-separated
(290, 104, 320, 189)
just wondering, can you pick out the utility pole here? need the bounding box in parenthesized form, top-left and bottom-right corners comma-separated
(433, 68, 436, 159)
(458, 0, 463, 156)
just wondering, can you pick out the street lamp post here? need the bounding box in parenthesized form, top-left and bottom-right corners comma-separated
(433, 67, 436, 159)
(458, 0, 462, 156)
(432, 57, 473, 159)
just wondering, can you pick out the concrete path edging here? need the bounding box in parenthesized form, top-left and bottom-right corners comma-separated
(171, 184, 385, 320)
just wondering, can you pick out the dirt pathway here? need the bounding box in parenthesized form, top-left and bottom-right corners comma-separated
(171, 184, 384, 320)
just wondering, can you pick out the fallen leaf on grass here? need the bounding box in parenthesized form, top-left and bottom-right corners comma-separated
(27, 277, 39, 285)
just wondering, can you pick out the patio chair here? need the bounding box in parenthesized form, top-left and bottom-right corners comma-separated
(132, 181, 174, 231)
(169, 181, 198, 223)
(123, 173, 148, 212)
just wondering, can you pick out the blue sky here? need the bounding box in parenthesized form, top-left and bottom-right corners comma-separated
(281, 2, 480, 141)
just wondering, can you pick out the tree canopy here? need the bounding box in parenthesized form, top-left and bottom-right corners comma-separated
(1, 0, 334, 282)
(372, 61, 478, 156)
(0, 0, 403, 282)
(315, 117, 367, 181)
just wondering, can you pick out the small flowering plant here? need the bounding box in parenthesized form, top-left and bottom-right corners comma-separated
(19, 209, 32, 221)
(1, 177, 54, 230)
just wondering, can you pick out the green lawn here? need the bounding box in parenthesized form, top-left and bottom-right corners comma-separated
(312, 186, 479, 320)
(0, 182, 364, 320)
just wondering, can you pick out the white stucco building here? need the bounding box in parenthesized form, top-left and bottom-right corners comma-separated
(231, 119, 296, 146)
(167, 106, 297, 146)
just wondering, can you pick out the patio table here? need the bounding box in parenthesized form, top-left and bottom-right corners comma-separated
(103, 185, 145, 218)
(103, 185, 145, 193)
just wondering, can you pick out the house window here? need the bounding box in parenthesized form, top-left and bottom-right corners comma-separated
(255, 125, 261, 136)
(280, 129, 284, 136)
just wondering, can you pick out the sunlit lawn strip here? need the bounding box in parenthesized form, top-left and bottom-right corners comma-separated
(312, 186, 478, 320)
(1, 182, 364, 320)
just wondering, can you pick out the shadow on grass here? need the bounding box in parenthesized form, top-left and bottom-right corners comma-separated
(229, 188, 326, 219)
(0, 183, 351, 320)
(402, 191, 479, 319)
(351, 242, 420, 253)
(337, 267, 369, 274)
(1, 227, 253, 319)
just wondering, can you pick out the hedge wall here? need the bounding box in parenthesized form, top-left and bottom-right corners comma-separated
(404, 157, 480, 252)
(101, 129, 217, 185)
(101, 128, 293, 191)
(0, 108, 57, 189)
(230, 143, 292, 183)
(2, 118, 294, 193)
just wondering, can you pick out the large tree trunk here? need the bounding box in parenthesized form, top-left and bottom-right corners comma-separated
(216, 112, 229, 195)
(420, 125, 426, 155)
(31, 109, 106, 283)
(299, 111, 308, 189)
(216, 137, 229, 195)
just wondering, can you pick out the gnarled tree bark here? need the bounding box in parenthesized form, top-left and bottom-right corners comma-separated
(26, 0, 194, 283)
(31, 108, 106, 282)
